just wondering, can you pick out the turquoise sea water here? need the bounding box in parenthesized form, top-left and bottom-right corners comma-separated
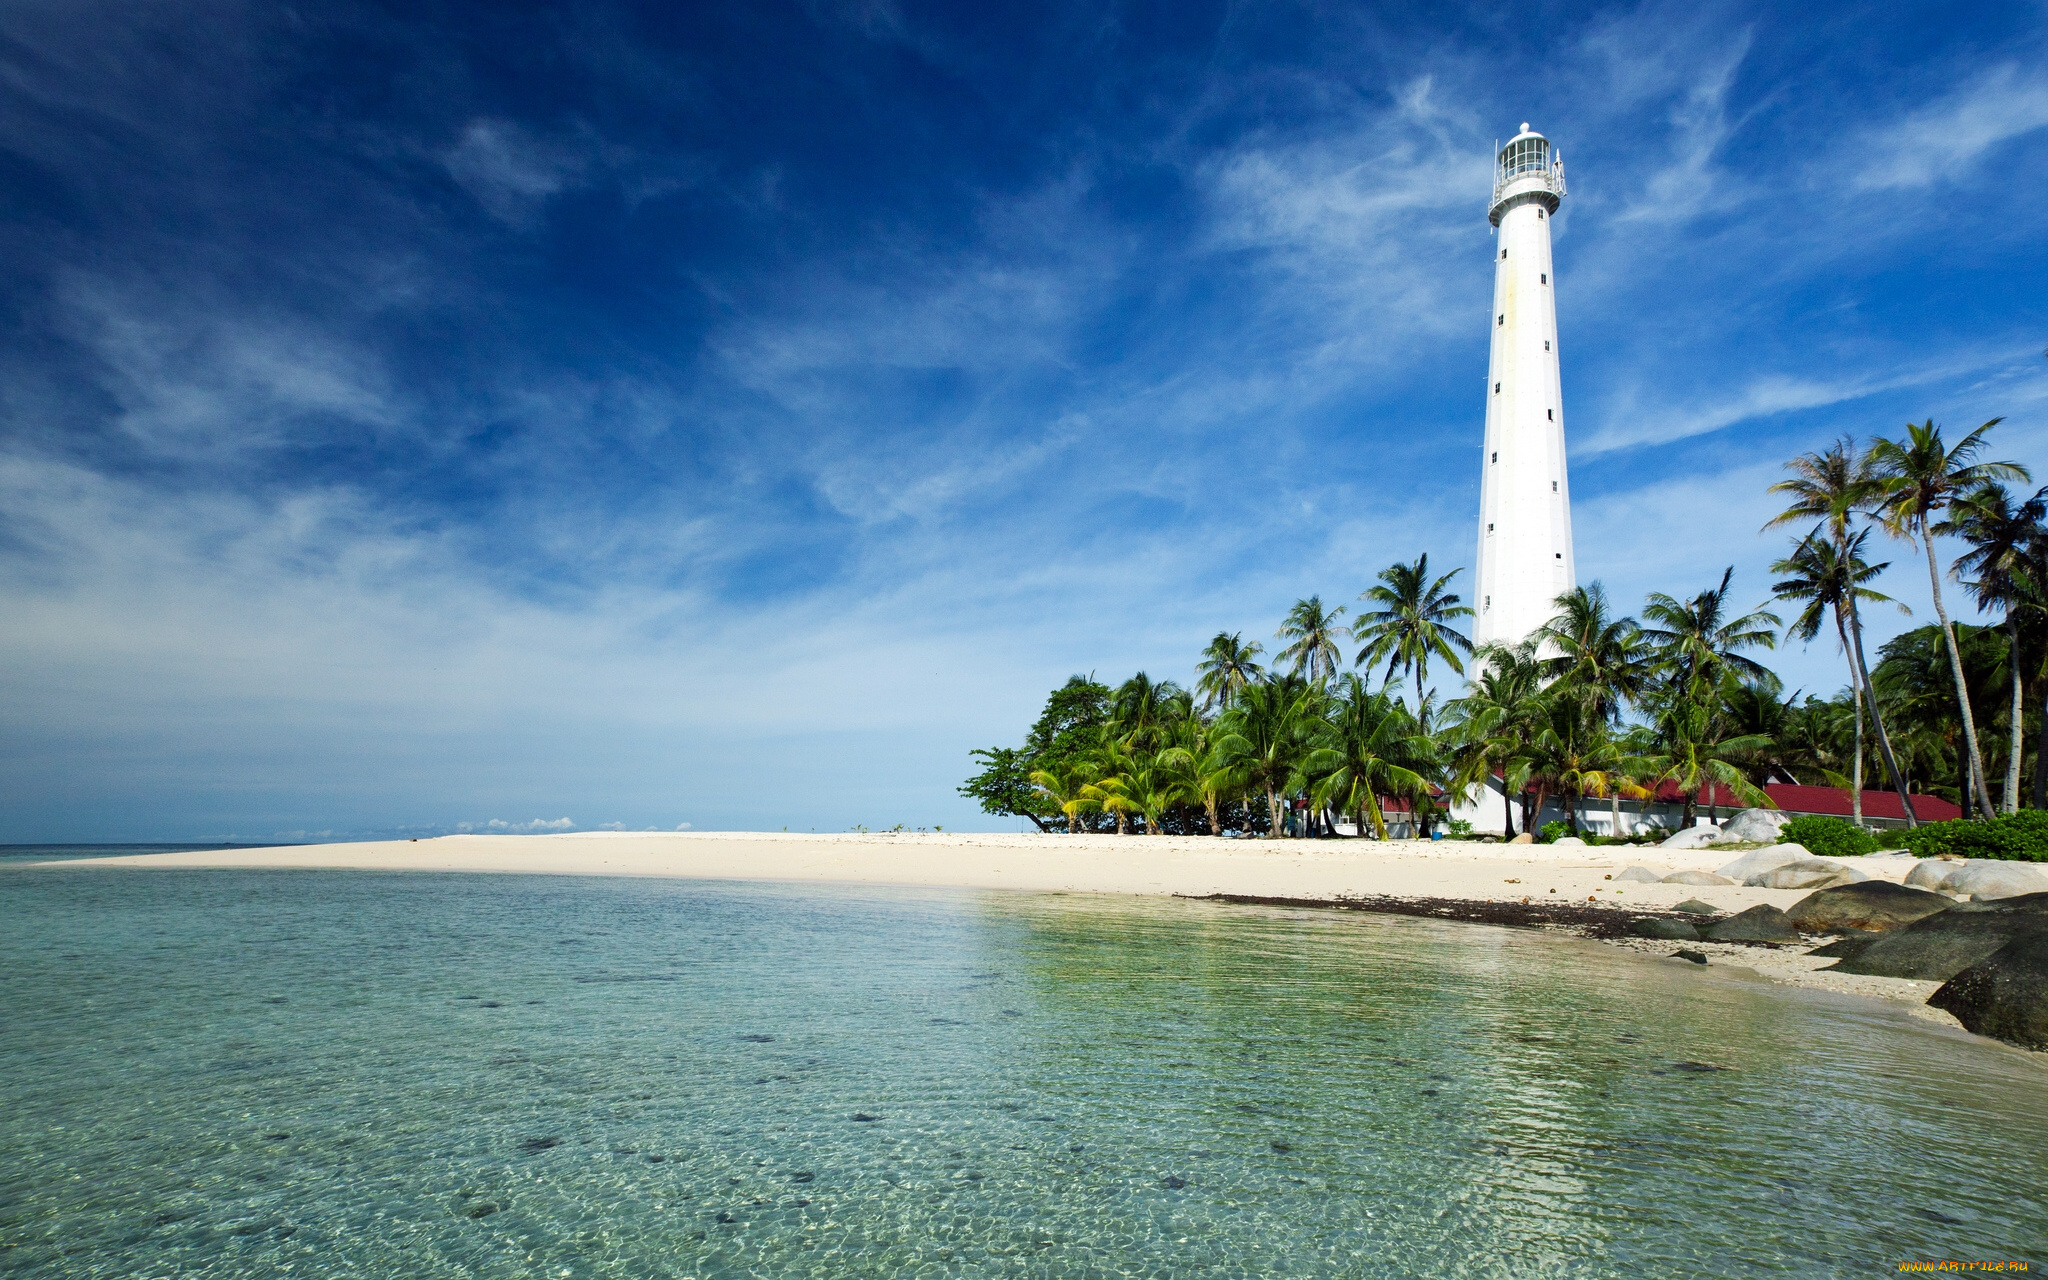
(1, 870, 2042, 1278)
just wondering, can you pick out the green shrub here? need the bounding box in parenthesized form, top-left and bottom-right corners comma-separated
(1447, 818, 1473, 837)
(1881, 811, 2048, 861)
(1779, 815, 1878, 858)
(1538, 819, 1571, 844)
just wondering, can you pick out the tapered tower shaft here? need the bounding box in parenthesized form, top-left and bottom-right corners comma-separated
(1474, 125, 1575, 650)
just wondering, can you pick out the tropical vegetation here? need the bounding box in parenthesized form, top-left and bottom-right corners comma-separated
(963, 421, 2048, 847)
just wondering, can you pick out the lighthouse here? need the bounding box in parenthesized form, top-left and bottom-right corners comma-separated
(1473, 124, 1576, 651)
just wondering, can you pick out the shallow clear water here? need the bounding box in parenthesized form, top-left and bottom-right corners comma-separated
(1, 871, 2042, 1278)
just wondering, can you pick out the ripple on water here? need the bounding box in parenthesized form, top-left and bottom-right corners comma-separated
(0, 870, 2042, 1278)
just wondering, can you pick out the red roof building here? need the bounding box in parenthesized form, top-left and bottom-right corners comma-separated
(1646, 780, 1960, 823)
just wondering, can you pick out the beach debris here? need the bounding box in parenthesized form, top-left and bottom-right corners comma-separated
(1787, 882, 1950, 933)
(1630, 918, 1699, 941)
(1662, 870, 1734, 886)
(1614, 866, 1665, 884)
(1673, 950, 1709, 965)
(1673, 900, 1720, 915)
(1503, 878, 1521, 884)
(1703, 904, 1800, 943)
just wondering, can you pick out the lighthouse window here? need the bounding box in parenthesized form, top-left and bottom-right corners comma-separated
(1500, 249, 1507, 259)
(1548, 409, 1554, 420)
(1487, 524, 1494, 533)
(1555, 553, 1562, 560)
(1485, 595, 1491, 610)
(1552, 481, 1558, 492)
(1490, 451, 1498, 463)
(1494, 383, 1500, 393)
(1541, 273, 1547, 284)
(1537, 209, 1544, 218)
(1498, 315, 1504, 326)
(1544, 340, 1550, 351)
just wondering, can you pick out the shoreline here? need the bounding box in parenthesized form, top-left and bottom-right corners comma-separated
(21, 829, 1962, 1028)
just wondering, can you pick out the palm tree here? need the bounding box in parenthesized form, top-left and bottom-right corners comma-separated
(1304, 674, 1435, 839)
(1353, 555, 1475, 710)
(1534, 583, 1651, 724)
(1946, 482, 2048, 812)
(1443, 641, 1547, 836)
(1276, 597, 1348, 683)
(1868, 419, 2030, 817)
(1640, 567, 1782, 690)
(1770, 530, 1906, 825)
(1110, 672, 1183, 752)
(1029, 759, 1101, 835)
(1160, 715, 1246, 836)
(1215, 675, 1318, 838)
(1195, 632, 1265, 712)
(1644, 678, 1774, 829)
(1521, 696, 1646, 837)
(1766, 438, 1916, 822)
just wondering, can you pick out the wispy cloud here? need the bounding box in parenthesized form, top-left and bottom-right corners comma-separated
(1847, 65, 2048, 191)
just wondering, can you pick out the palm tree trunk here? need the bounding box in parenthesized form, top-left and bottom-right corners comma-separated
(2008, 616, 2024, 813)
(1835, 607, 1864, 827)
(2035, 694, 2048, 810)
(1205, 793, 1221, 836)
(1364, 781, 1389, 839)
(1266, 787, 1282, 840)
(1501, 773, 1516, 837)
(1923, 526, 1995, 816)
(1610, 785, 1622, 837)
(1846, 591, 1917, 825)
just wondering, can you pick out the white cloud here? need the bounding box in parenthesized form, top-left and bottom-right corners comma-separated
(1847, 65, 2048, 191)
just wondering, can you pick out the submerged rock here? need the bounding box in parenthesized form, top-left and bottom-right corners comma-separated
(1614, 866, 1666, 883)
(1704, 904, 1800, 943)
(1160, 1175, 1187, 1189)
(1930, 931, 2048, 1050)
(1630, 918, 1700, 940)
(1829, 893, 2048, 981)
(1662, 870, 1734, 886)
(1787, 882, 1951, 933)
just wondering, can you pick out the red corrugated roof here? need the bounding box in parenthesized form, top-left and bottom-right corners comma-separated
(1643, 780, 1959, 821)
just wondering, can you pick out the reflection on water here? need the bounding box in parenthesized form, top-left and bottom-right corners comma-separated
(0, 871, 2041, 1278)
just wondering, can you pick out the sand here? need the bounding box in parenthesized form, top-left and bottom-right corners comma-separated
(36, 831, 1958, 1027)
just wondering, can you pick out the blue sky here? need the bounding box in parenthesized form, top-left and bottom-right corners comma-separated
(3, 0, 2046, 840)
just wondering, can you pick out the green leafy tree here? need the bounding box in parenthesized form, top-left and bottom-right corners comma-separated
(959, 747, 1058, 830)
(1868, 419, 2029, 816)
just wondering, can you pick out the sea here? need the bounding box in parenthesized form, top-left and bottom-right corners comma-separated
(1, 863, 2042, 1277)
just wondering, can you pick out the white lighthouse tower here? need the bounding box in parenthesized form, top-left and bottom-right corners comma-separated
(1473, 124, 1576, 650)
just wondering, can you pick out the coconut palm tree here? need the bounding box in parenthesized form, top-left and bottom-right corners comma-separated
(1443, 641, 1547, 836)
(1195, 632, 1265, 712)
(1353, 555, 1475, 709)
(1521, 696, 1646, 837)
(1644, 678, 1774, 829)
(1303, 674, 1434, 839)
(1766, 438, 1916, 822)
(1946, 482, 2048, 812)
(1160, 714, 1246, 836)
(1534, 583, 1651, 724)
(1215, 675, 1318, 838)
(1641, 567, 1781, 692)
(1770, 529, 1906, 825)
(1110, 672, 1184, 752)
(1276, 597, 1348, 684)
(1869, 419, 2029, 817)
(1029, 758, 1101, 834)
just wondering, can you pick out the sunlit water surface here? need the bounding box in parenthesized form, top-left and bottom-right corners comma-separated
(1, 870, 2042, 1278)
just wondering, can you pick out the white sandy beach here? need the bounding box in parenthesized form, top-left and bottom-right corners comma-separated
(43, 830, 1960, 1025)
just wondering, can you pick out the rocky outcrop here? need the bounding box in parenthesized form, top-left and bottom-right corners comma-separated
(1904, 858, 1962, 891)
(1786, 882, 1952, 933)
(1673, 899, 1720, 915)
(1661, 870, 1735, 886)
(1719, 808, 1791, 843)
(1703, 904, 1800, 943)
(1614, 865, 1666, 883)
(1749, 859, 1870, 890)
(1828, 892, 2048, 981)
(1945, 861, 2048, 901)
(1660, 825, 1722, 850)
(1807, 929, 1881, 958)
(1714, 844, 1809, 882)
(1629, 917, 1701, 940)
(1929, 931, 2048, 1050)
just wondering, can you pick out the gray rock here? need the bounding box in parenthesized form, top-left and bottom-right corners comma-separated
(1704, 904, 1801, 942)
(1904, 859, 1962, 891)
(1673, 949, 1709, 965)
(1714, 844, 1810, 882)
(1945, 861, 2048, 901)
(1807, 928, 1882, 959)
(1929, 930, 2048, 1051)
(1550, 835, 1587, 847)
(1748, 858, 1870, 890)
(1659, 825, 1723, 850)
(1786, 881, 1952, 933)
(1719, 808, 1791, 843)
(1829, 892, 2048, 981)
(1615, 865, 1667, 884)
(1629, 917, 1701, 940)
(1661, 870, 1736, 886)
(1673, 899, 1721, 915)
